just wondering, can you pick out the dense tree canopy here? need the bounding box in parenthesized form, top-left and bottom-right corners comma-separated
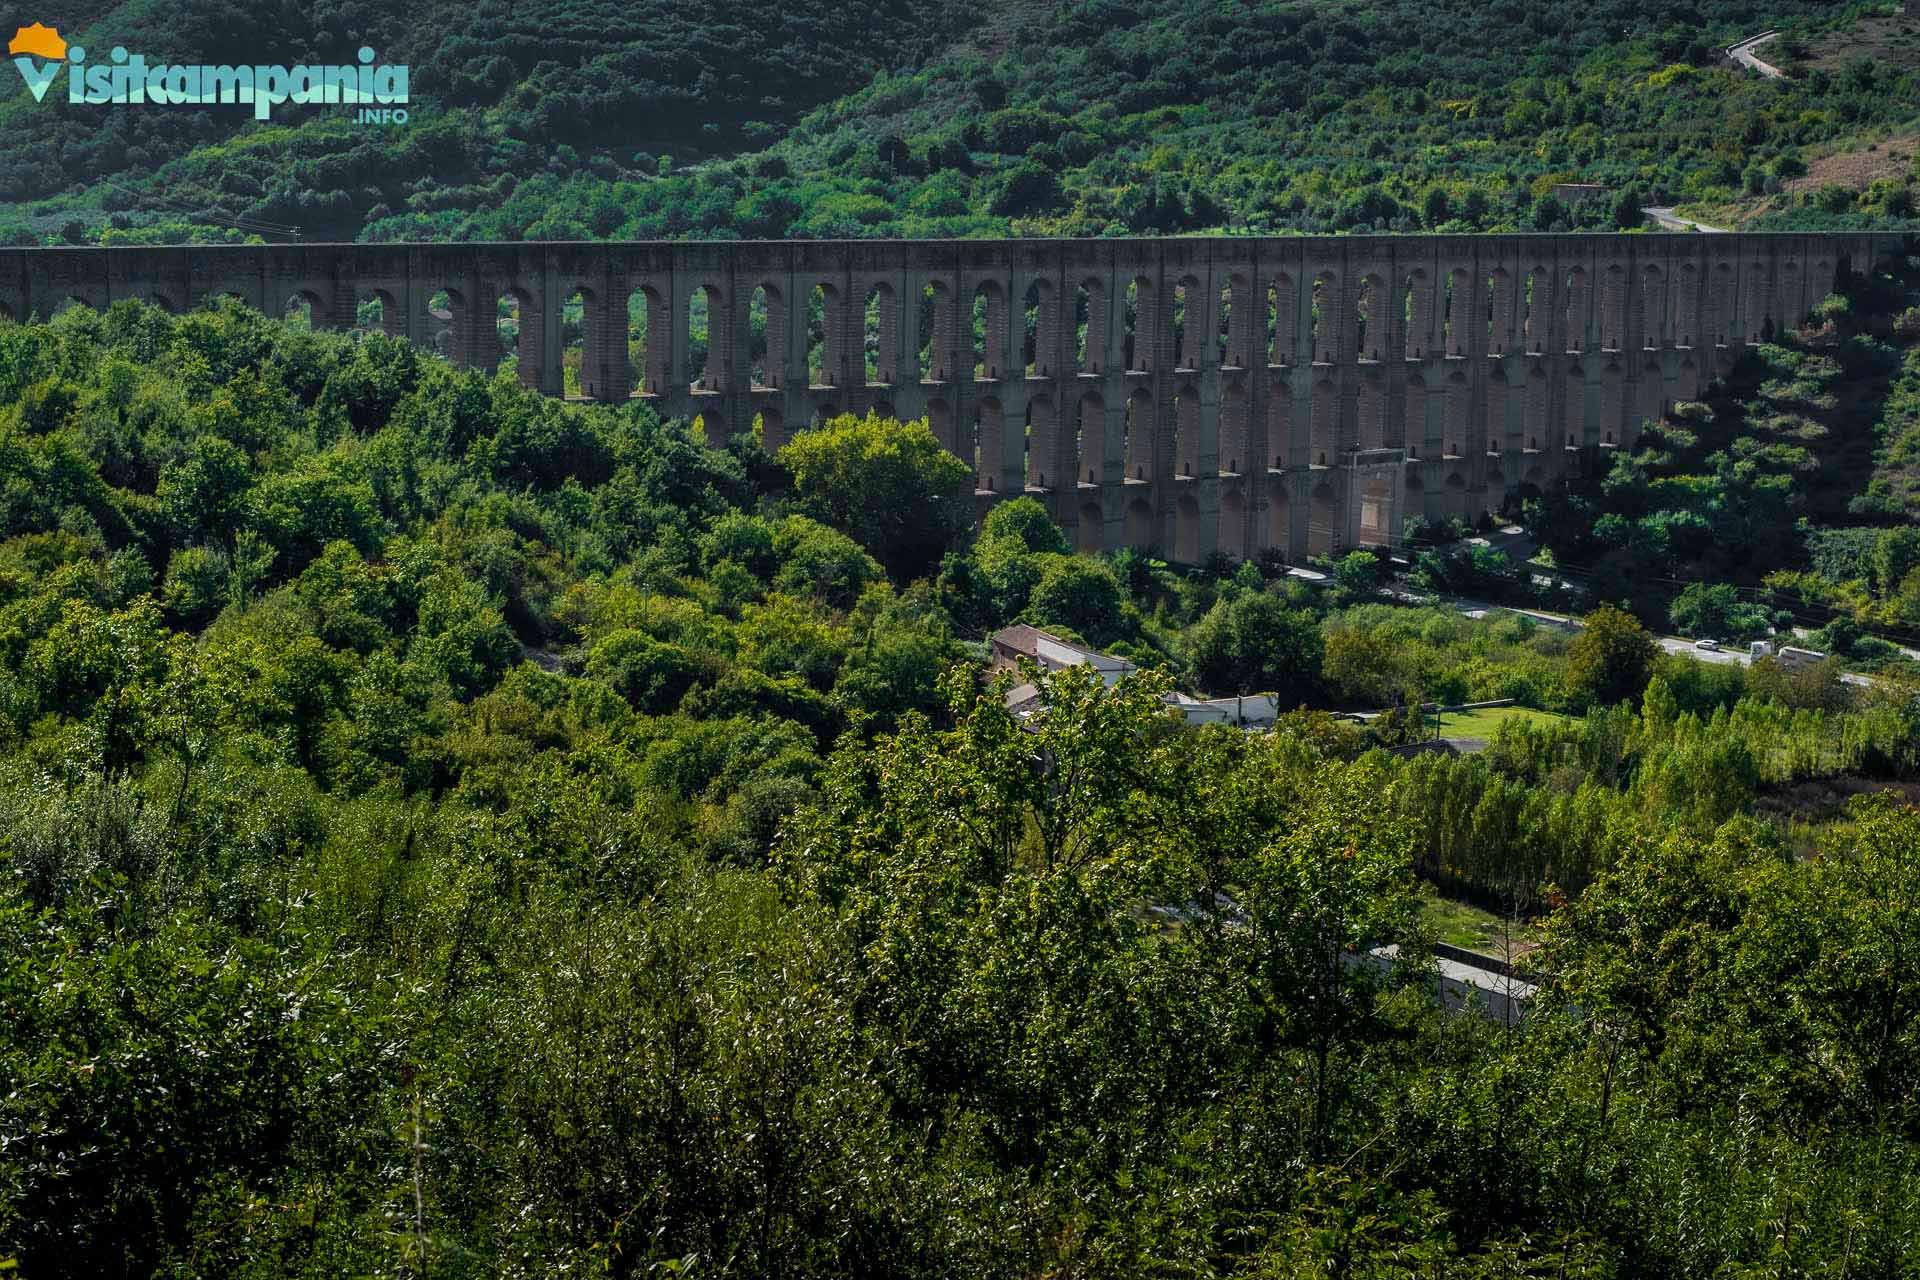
(0, 296, 1918, 1273)
(777, 410, 971, 581)
(3, 1, 1916, 244)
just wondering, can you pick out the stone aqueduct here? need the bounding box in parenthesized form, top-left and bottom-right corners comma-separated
(0, 233, 1895, 562)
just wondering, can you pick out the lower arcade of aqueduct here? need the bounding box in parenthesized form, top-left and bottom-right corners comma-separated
(1, 233, 1897, 562)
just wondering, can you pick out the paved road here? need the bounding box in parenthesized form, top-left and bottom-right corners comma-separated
(1445, 597, 1896, 692)
(1656, 635, 1746, 666)
(1643, 206, 1729, 233)
(1728, 31, 1787, 78)
(1652, 635, 1881, 687)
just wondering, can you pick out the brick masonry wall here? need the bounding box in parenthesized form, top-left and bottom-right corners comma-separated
(0, 233, 1895, 562)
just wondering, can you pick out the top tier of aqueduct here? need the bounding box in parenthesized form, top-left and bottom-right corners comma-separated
(1, 233, 1902, 562)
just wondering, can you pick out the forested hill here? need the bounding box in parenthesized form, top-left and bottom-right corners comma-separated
(1, 0, 1918, 244)
(0, 0, 980, 238)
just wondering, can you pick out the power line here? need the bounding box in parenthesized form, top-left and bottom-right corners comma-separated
(96, 179, 304, 240)
(1382, 535, 1920, 649)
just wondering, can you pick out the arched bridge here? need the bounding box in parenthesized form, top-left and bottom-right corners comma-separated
(1, 233, 1899, 562)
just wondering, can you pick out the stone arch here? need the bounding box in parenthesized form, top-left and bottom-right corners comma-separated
(1356, 273, 1384, 361)
(1175, 493, 1202, 564)
(974, 396, 1004, 491)
(1486, 466, 1509, 514)
(1268, 380, 1294, 469)
(1174, 383, 1201, 478)
(1443, 267, 1473, 356)
(756, 407, 787, 454)
(629, 285, 665, 394)
(1124, 275, 1153, 372)
(1775, 259, 1801, 335)
(919, 280, 955, 381)
(1487, 267, 1514, 354)
(1444, 369, 1470, 458)
(283, 288, 325, 329)
(1640, 263, 1665, 348)
(1564, 267, 1589, 353)
(1484, 366, 1509, 454)
(362, 286, 401, 337)
(1444, 470, 1469, 520)
(429, 287, 464, 365)
(1310, 378, 1335, 467)
(498, 284, 540, 387)
(1678, 354, 1700, 402)
(1639, 358, 1665, 426)
(1564, 364, 1587, 446)
(809, 282, 840, 386)
(1220, 381, 1248, 475)
(1125, 387, 1155, 481)
(1522, 266, 1549, 353)
(973, 279, 1009, 380)
(1602, 361, 1626, 443)
(1076, 390, 1104, 486)
(561, 285, 592, 397)
(1025, 394, 1056, 490)
(1021, 278, 1052, 377)
(1124, 497, 1155, 548)
(1525, 368, 1548, 448)
(1709, 261, 1735, 347)
(1308, 480, 1338, 556)
(1224, 272, 1252, 368)
(1077, 501, 1105, 554)
(1220, 488, 1248, 560)
(1743, 262, 1769, 344)
(1310, 270, 1338, 364)
(927, 398, 955, 457)
(1405, 372, 1428, 455)
(1358, 472, 1393, 547)
(1074, 278, 1104, 374)
(1173, 273, 1202, 369)
(864, 281, 897, 384)
(196, 283, 256, 314)
(750, 283, 784, 388)
(1675, 261, 1700, 348)
(1267, 477, 1292, 556)
(1358, 372, 1387, 450)
(1601, 263, 1627, 350)
(1402, 269, 1431, 359)
(1268, 273, 1295, 365)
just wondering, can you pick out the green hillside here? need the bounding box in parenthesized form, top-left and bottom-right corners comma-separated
(3, 0, 1919, 243)
(0, 0, 983, 240)
(1521, 259, 1920, 658)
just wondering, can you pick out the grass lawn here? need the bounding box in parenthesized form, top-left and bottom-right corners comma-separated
(1429, 704, 1565, 740)
(1418, 885, 1541, 958)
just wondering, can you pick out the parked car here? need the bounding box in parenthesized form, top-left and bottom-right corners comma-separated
(1695, 638, 1722, 651)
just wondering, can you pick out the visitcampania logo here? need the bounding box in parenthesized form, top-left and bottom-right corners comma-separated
(7, 21, 410, 122)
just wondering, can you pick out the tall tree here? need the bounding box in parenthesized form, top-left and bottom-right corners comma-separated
(1564, 604, 1658, 710)
(778, 412, 972, 582)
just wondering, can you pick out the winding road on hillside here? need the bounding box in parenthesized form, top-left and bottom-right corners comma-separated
(1728, 30, 1787, 79)
(1643, 207, 1729, 233)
